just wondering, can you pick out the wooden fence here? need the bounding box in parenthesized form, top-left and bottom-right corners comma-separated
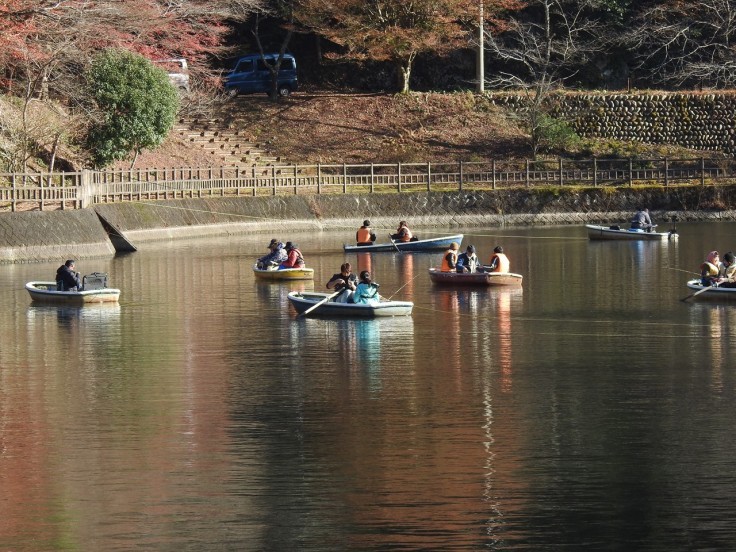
(1, 157, 734, 211)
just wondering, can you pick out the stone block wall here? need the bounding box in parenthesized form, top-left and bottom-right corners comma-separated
(489, 91, 736, 155)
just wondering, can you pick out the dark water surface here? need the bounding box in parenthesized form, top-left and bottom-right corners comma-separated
(2, 222, 736, 551)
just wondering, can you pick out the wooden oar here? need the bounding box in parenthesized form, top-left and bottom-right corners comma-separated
(388, 234, 402, 253)
(681, 284, 715, 301)
(299, 289, 343, 316)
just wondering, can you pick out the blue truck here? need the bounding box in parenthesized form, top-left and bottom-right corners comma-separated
(224, 53, 298, 97)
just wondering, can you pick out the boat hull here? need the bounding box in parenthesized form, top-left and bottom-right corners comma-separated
(685, 279, 736, 299)
(287, 291, 413, 317)
(585, 224, 677, 241)
(428, 268, 523, 286)
(343, 234, 464, 253)
(25, 282, 120, 305)
(253, 264, 314, 280)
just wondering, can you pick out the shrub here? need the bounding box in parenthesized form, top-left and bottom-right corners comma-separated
(86, 49, 179, 167)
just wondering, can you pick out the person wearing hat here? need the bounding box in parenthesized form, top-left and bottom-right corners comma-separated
(279, 241, 305, 269)
(700, 250, 720, 286)
(356, 220, 377, 246)
(56, 259, 82, 291)
(487, 245, 510, 273)
(456, 245, 480, 273)
(440, 242, 459, 273)
(717, 251, 736, 287)
(257, 239, 286, 269)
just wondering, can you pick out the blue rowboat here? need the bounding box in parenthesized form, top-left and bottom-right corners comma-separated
(287, 291, 413, 317)
(343, 234, 463, 253)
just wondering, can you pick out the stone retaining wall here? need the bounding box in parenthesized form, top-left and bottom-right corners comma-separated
(4, 187, 736, 263)
(489, 91, 736, 155)
(0, 209, 115, 263)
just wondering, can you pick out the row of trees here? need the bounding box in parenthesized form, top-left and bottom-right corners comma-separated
(2, 0, 736, 168)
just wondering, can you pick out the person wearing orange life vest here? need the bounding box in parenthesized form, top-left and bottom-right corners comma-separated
(441, 242, 460, 272)
(391, 220, 413, 242)
(488, 245, 510, 273)
(279, 242, 305, 269)
(356, 219, 377, 246)
(700, 250, 720, 286)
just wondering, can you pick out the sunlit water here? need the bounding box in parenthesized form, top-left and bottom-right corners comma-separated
(2, 222, 736, 550)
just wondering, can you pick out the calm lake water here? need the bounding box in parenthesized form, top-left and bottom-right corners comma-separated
(2, 221, 736, 550)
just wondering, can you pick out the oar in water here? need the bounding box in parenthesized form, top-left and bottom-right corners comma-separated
(681, 283, 715, 301)
(299, 289, 343, 317)
(388, 234, 402, 253)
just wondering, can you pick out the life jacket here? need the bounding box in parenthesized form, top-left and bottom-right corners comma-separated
(701, 261, 719, 277)
(398, 226, 413, 242)
(356, 227, 373, 244)
(488, 253, 510, 273)
(441, 249, 458, 272)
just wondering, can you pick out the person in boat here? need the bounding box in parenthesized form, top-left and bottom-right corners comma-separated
(257, 239, 287, 269)
(487, 246, 510, 273)
(56, 259, 82, 291)
(279, 242, 305, 269)
(630, 208, 653, 232)
(716, 251, 736, 287)
(441, 242, 460, 272)
(700, 250, 720, 286)
(353, 270, 381, 305)
(456, 244, 480, 273)
(356, 220, 377, 246)
(391, 220, 415, 242)
(326, 262, 358, 303)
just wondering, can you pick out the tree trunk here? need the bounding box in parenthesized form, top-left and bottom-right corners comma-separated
(397, 52, 417, 94)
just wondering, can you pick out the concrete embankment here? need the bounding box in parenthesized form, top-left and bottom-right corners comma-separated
(3, 187, 736, 263)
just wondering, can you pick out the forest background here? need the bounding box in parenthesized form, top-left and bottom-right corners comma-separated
(1, 0, 733, 172)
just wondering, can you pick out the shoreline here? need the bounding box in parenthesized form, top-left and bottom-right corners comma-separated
(2, 189, 736, 263)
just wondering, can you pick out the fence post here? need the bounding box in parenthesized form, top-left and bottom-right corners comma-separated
(39, 174, 44, 211)
(272, 165, 276, 196)
(525, 159, 530, 187)
(11, 174, 16, 212)
(629, 158, 633, 186)
(559, 158, 564, 186)
(664, 158, 669, 188)
(459, 161, 463, 191)
(317, 163, 322, 194)
(397, 163, 402, 193)
(701, 157, 706, 186)
(60, 172, 66, 210)
(294, 164, 298, 195)
(79, 169, 91, 208)
(593, 157, 598, 187)
(370, 163, 374, 193)
(343, 163, 347, 193)
(427, 162, 431, 192)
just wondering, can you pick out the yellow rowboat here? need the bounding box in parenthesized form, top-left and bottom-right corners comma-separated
(253, 263, 314, 281)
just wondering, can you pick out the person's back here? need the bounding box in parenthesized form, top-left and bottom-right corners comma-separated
(488, 246, 510, 273)
(354, 270, 380, 305)
(280, 242, 305, 269)
(56, 259, 82, 291)
(630, 208, 653, 231)
(441, 243, 459, 272)
(356, 220, 376, 246)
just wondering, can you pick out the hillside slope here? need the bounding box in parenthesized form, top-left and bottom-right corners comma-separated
(126, 91, 710, 171)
